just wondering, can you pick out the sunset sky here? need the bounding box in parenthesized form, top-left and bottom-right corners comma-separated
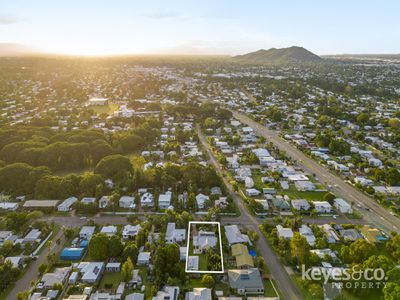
(1, 0, 399, 56)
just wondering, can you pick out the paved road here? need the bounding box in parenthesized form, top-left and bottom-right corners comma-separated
(232, 110, 400, 234)
(6, 230, 65, 300)
(197, 125, 303, 300)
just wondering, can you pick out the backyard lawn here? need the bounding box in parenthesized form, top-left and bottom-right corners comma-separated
(99, 272, 124, 289)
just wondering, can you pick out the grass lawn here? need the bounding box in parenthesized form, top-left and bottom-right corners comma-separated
(99, 272, 124, 289)
(284, 186, 329, 201)
(91, 103, 119, 115)
(198, 254, 208, 270)
(264, 279, 280, 298)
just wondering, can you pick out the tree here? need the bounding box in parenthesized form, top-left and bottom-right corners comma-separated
(38, 263, 47, 275)
(88, 233, 110, 260)
(94, 154, 132, 179)
(383, 282, 400, 300)
(348, 239, 376, 263)
(121, 257, 134, 282)
(122, 242, 138, 263)
(201, 274, 215, 288)
(108, 235, 123, 258)
(290, 232, 310, 266)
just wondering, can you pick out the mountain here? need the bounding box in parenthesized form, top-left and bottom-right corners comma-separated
(233, 46, 322, 63)
(0, 43, 39, 57)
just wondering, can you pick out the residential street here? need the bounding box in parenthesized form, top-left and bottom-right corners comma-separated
(6, 230, 65, 300)
(197, 125, 304, 300)
(231, 110, 400, 234)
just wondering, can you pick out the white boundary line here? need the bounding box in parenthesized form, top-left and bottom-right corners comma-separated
(185, 221, 224, 274)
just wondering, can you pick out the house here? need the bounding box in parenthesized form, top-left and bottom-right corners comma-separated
(299, 225, 316, 246)
(123, 224, 141, 240)
(180, 247, 187, 261)
(215, 197, 228, 209)
(196, 193, 209, 209)
(368, 158, 383, 167)
(0, 231, 13, 245)
(126, 293, 144, 300)
(58, 197, 78, 212)
(63, 295, 88, 300)
(245, 177, 254, 189)
(5, 256, 23, 268)
(98, 196, 109, 209)
(187, 256, 199, 271)
(81, 197, 96, 205)
(291, 199, 310, 211)
(137, 252, 151, 265)
(262, 188, 276, 195)
(254, 199, 269, 210)
(334, 198, 352, 214)
(119, 196, 136, 209)
(341, 229, 363, 241)
(310, 249, 338, 261)
(39, 267, 71, 289)
(193, 231, 218, 253)
(23, 200, 59, 209)
(228, 269, 264, 295)
(185, 288, 212, 300)
(105, 262, 121, 272)
(152, 286, 179, 300)
(232, 244, 254, 269)
(272, 197, 291, 211)
(0, 202, 19, 211)
(313, 201, 332, 214)
(276, 225, 293, 240)
(100, 225, 117, 236)
(246, 189, 261, 197)
(294, 181, 316, 191)
(80, 226, 95, 240)
(320, 224, 340, 244)
(211, 187, 222, 196)
(158, 191, 172, 209)
(23, 229, 41, 243)
(140, 192, 154, 208)
(68, 272, 78, 284)
(165, 223, 186, 244)
(224, 225, 251, 245)
(77, 262, 105, 284)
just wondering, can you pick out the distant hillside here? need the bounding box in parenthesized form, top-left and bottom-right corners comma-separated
(233, 46, 322, 63)
(0, 43, 38, 57)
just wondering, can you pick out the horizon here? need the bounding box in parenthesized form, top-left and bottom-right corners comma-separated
(1, 0, 400, 56)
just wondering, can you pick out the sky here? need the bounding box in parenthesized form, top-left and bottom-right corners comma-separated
(1, 0, 399, 56)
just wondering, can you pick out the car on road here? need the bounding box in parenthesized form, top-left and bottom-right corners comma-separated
(79, 216, 87, 220)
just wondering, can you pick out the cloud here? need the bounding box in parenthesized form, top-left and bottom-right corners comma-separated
(0, 13, 20, 25)
(145, 10, 181, 19)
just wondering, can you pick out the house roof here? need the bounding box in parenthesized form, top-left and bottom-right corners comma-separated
(228, 268, 263, 290)
(231, 244, 254, 268)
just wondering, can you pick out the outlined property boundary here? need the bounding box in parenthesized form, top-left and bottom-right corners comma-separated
(185, 221, 224, 274)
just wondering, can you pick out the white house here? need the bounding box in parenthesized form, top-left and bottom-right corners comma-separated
(224, 225, 251, 245)
(299, 225, 316, 246)
(123, 224, 141, 240)
(0, 202, 19, 211)
(246, 189, 261, 197)
(313, 201, 333, 214)
(58, 197, 78, 212)
(100, 225, 117, 236)
(80, 226, 95, 240)
(334, 198, 353, 214)
(295, 181, 316, 191)
(368, 158, 383, 167)
(165, 223, 186, 244)
(193, 231, 217, 253)
(158, 191, 172, 209)
(195, 193, 209, 209)
(245, 177, 254, 189)
(276, 225, 293, 240)
(81, 197, 96, 205)
(119, 196, 136, 209)
(291, 199, 310, 211)
(140, 192, 154, 208)
(185, 288, 211, 300)
(77, 262, 105, 284)
(137, 252, 151, 265)
(187, 256, 199, 271)
(98, 196, 109, 209)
